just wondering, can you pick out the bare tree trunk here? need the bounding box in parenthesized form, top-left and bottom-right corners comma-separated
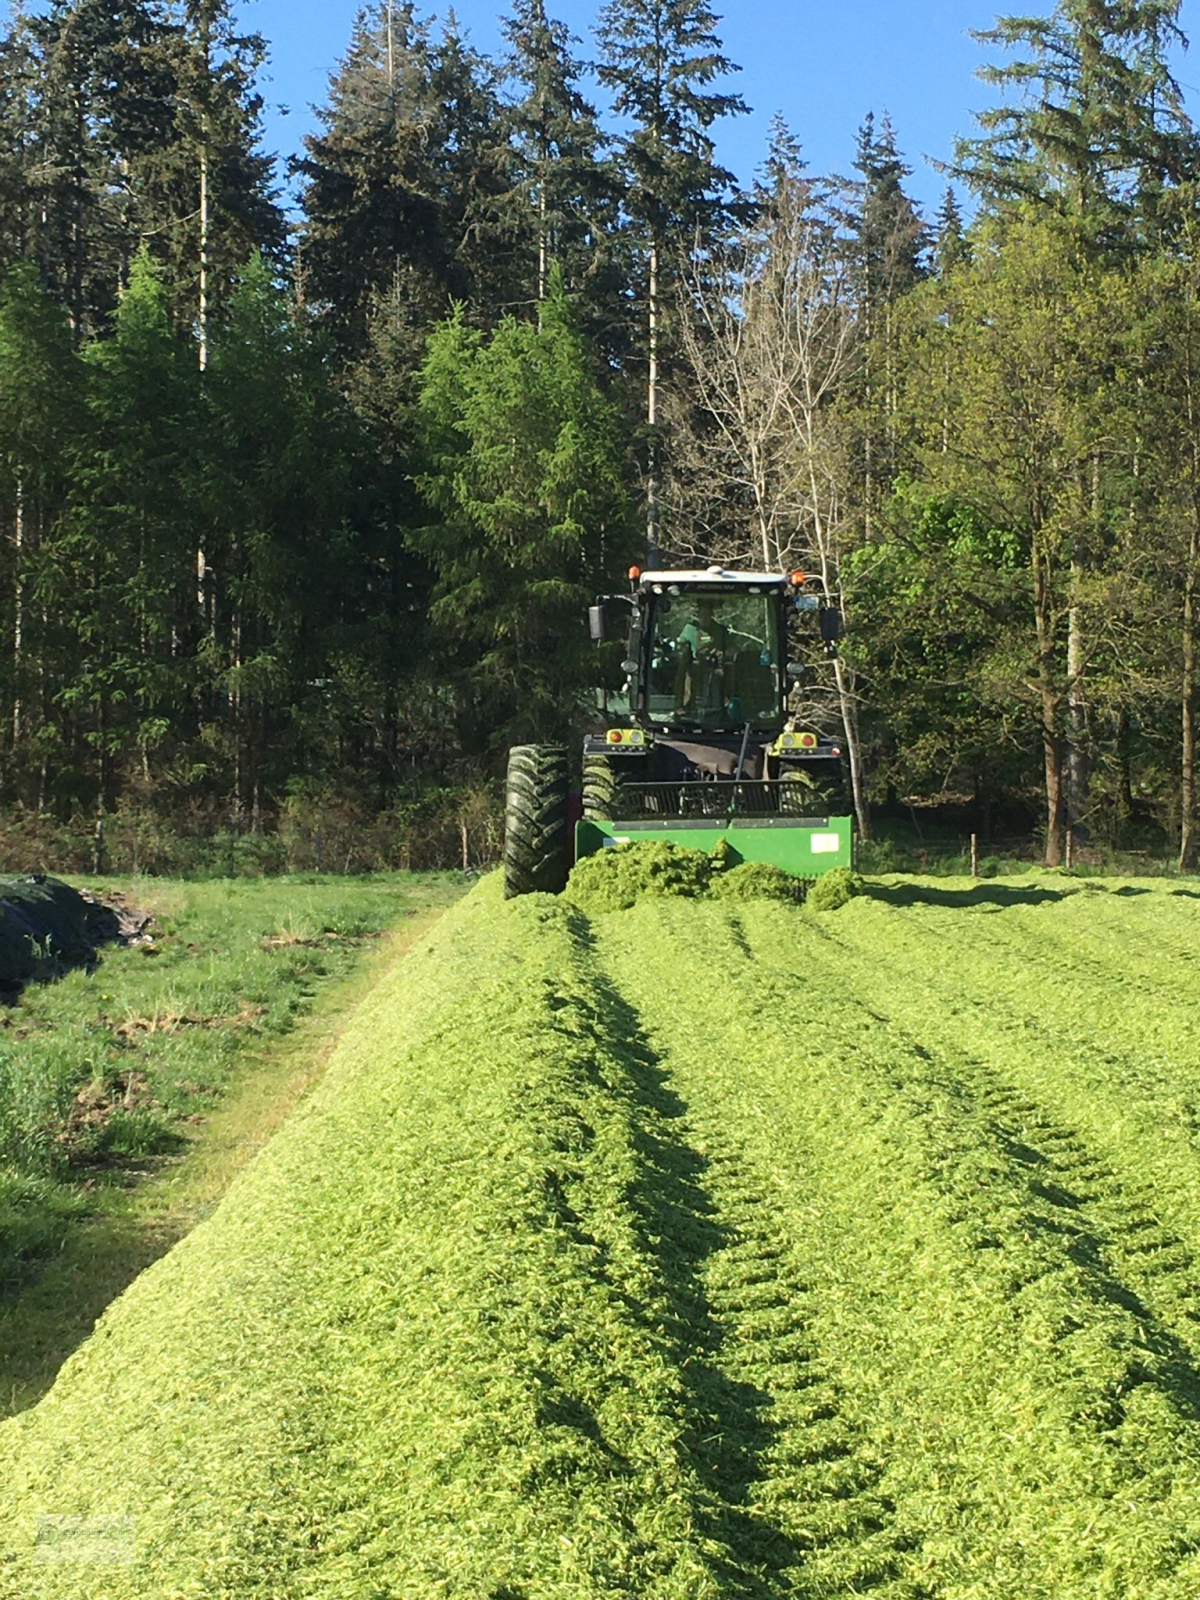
(198, 142, 209, 372)
(1066, 580, 1088, 838)
(1180, 325, 1200, 872)
(12, 478, 24, 749)
(647, 237, 660, 563)
(230, 608, 243, 828)
(833, 656, 870, 839)
(197, 17, 211, 632)
(1035, 547, 1065, 866)
(1181, 536, 1198, 869)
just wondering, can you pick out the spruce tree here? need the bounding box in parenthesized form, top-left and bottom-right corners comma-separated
(851, 112, 927, 532)
(595, 0, 747, 560)
(65, 251, 199, 807)
(0, 5, 39, 279)
(934, 185, 969, 276)
(0, 265, 80, 797)
(956, 0, 1195, 250)
(137, 0, 282, 355)
(500, 0, 616, 317)
(299, 6, 517, 363)
(414, 278, 631, 748)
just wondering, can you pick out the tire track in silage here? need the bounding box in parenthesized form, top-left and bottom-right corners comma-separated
(586, 917, 933, 1600)
(628, 900, 1200, 1591)
(766, 912, 1200, 1481)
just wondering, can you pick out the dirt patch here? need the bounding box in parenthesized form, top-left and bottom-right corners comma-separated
(62, 1071, 158, 1145)
(110, 1004, 267, 1042)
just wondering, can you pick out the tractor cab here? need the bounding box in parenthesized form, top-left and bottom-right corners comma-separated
(501, 566, 855, 900)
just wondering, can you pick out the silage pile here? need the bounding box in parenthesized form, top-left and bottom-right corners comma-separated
(0, 879, 743, 1599)
(7, 870, 1200, 1598)
(0, 874, 149, 991)
(565, 837, 859, 912)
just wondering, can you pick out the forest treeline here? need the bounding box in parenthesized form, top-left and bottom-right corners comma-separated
(2, 0, 1200, 868)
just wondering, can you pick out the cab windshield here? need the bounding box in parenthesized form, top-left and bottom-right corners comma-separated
(645, 589, 783, 729)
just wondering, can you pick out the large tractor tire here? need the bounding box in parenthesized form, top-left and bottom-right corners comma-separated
(581, 752, 625, 823)
(504, 745, 569, 899)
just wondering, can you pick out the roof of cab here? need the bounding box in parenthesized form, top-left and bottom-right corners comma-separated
(638, 567, 789, 587)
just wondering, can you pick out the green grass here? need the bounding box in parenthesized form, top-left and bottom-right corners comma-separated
(0, 872, 464, 1294)
(3, 871, 1200, 1595)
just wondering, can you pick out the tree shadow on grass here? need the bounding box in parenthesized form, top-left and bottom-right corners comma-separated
(863, 881, 1067, 910)
(0, 1177, 190, 1416)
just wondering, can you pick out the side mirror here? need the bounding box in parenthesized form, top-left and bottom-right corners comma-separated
(786, 663, 806, 681)
(819, 607, 842, 643)
(589, 604, 607, 642)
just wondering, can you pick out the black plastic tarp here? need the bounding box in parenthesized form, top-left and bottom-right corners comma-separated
(0, 875, 123, 990)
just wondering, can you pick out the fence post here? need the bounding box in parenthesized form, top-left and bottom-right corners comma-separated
(971, 833, 979, 878)
(1065, 828, 1074, 870)
(460, 821, 470, 873)
(93, 817, 107, 876)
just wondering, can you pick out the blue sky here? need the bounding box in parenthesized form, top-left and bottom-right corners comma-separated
(3, 1, 1198, 215)
(256, 0, 1003, 209)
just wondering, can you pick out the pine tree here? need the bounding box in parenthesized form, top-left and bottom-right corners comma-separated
(934, 185, 969, 276)
(0, 264, 80, 798)
(956, 1, 1195, 250)
(500, 0, 616, 316)
(595, 0, 748, 560)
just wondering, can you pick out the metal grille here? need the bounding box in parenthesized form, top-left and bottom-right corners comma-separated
(614, 780, 826, 821)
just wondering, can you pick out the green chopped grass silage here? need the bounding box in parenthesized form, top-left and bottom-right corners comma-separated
(5, 871, 1200, 1598)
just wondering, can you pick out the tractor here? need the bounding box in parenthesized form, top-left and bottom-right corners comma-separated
(502, 565, 855, 898)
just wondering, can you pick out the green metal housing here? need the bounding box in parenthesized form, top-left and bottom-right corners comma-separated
(575, 814, 854, 876)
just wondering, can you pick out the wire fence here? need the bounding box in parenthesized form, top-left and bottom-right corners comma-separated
(860, 827, 1189, 879)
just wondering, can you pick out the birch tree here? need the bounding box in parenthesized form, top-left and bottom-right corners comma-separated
(677, 167, 871, 834)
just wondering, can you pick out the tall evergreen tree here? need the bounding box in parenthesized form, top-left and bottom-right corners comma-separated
(299, 6, 517, 363)
(202, 256, 358, 822)
(956, 1, 1194, 249)
(500, 0, 616, 318)
(136, 0, 282, 355)
(62, 250, 199, 808)
(595, 0, 747, 560)
(0, 264, 80, 800)
(934, 185, 969, 276)
(414, 279, 631, 749)
(851, 112, 927, 532)
(0, 4, 39, 279)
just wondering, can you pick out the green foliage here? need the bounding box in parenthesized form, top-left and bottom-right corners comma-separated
(595, 0, 747, 242)
(414, 284, 632, 748)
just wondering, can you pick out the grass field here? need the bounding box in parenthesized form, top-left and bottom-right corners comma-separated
(3, 869, 1200, 1596)
(0, 873, 464, 1295)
